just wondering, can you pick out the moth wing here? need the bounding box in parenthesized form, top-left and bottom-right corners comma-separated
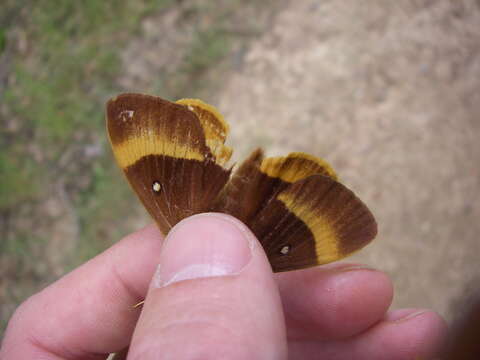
(250, 175, 377, 272)
(214, 150, 338, 224)
(106, 93, 231, 235)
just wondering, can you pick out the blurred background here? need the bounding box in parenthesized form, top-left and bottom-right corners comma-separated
(1, 0, 479, 339)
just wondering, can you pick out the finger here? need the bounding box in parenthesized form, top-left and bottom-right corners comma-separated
(276, 263, 393, 340)
(128, 213, 287, 360)
(288, 309, 448, 360)
(0, 225, 163, 359)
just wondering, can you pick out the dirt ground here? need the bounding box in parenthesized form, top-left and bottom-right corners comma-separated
(210, 0, 480, 324)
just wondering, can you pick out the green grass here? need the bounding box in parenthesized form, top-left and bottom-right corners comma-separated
(1, 0, 173, 231)
(0, 0, 233, 212)
(0, 28, 6, 54)
(0, 0, 174, 332)
(0, 153, 38, 209)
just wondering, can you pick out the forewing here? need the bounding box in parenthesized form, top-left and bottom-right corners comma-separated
(107, 93, 231, 235)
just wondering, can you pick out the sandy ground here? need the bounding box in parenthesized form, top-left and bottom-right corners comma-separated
(211, 0, 480, 324)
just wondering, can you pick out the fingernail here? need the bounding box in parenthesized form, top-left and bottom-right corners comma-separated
(386, 309, 430, 323)
(336, 264, 377, 273)
(152, 213, 254, 288)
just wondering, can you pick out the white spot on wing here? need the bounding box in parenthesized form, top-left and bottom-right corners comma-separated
(152, 181, 161, 192)
(280, 245, 290, 255)
(119, 110, 135, 122)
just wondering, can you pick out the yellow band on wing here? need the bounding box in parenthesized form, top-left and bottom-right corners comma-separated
(112, 134, 205, 168)
(277, 190, 340, 264)
(260, 152, 338, 183)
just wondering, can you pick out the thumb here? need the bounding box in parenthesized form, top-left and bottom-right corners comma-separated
(128, 213, 287, 360)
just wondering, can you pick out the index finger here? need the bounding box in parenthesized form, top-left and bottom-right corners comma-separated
(0, 225, 163, 359)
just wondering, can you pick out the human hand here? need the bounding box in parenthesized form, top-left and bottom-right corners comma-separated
(0, 213, 447, 359)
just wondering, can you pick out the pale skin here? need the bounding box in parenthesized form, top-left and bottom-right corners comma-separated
(0, 213, 447, 359)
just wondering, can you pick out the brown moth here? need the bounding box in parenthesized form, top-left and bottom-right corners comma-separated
(106, 93, 377, 272)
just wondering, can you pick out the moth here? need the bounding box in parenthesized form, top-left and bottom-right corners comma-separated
(106, 93, 377, 272)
